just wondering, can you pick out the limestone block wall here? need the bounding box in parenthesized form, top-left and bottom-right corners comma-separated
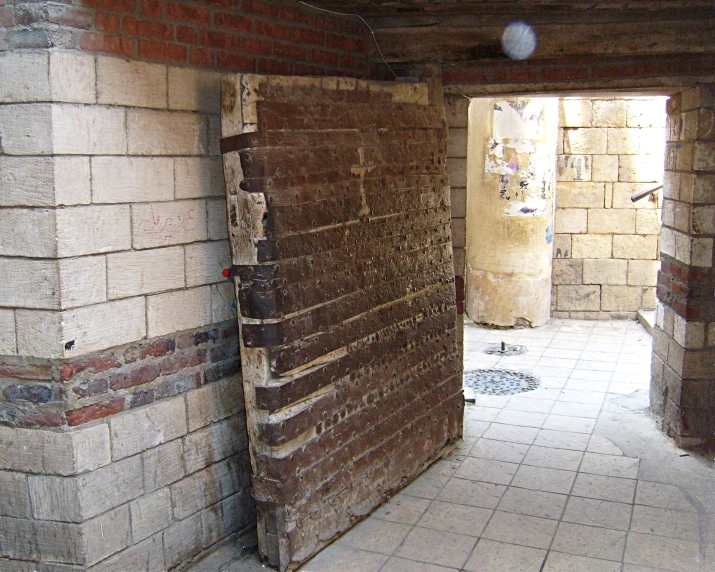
(552, 96, 666, 319)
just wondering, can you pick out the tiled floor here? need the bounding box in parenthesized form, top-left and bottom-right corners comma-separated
(192, 319, 715, 572)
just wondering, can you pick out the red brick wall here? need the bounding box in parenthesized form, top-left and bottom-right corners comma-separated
(0, 0, 378, 78)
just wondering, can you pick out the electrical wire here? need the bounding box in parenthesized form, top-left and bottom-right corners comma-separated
(298, 0, 398, 79)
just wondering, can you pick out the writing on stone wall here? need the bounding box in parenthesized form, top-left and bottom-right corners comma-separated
(137, 205, 196, 245)
(132, 200, 206, 249)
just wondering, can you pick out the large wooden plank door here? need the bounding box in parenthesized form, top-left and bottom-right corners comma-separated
(220, 74, 463, 571)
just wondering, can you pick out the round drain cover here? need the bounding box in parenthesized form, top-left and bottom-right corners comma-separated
(484, 343, 527, 356)
(464, 368, 540, 395)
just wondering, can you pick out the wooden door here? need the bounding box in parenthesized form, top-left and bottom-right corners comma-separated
(220, 74, 462, 571)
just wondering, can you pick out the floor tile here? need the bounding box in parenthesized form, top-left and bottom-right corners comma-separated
(562, 496, 633, 530)
(532, 366, 574, 378)
(394, 526, 476, 569)
(574, 360, 617, 372)
(624, 532, 702, 572)
(542, 348, 582, 360)
(579, 452, 640, 479)
(533, 429, 590, 451)
(340, 518, 412, 555)
(634, 481, 697, 512)
(372, 494, 431, 525)
(630, 505, 701, 541)
(402, 470, 451, 500)
(463, 539, 546, 572)
(557, 389, 606, 404)
(468, 438, 529, 464)
(481, 423, 539, 445)
(497, 486, 567, 519)
(455, 457, 518, 485)
(522, 445, 584, 471)
(550, 401, 602, 418)
(563, 377, 611, 392)
(571, 473, 637, 504)
(464, 406, 500, 422)
(380, 557, 459, 572)
(493, 409, 547, 427)
(511, 465, 577, 494)
(542, 551, 622, 572)
(580, 350, 620, 362)
(416, 500, 492, 537)
(542, 414, 596, 434)
(587, 435, 625, 456)
(503, 397, 555, 413)
(298, 544, 388, 572)
(551, 522, 627, 561)
(437, 477, 507, 509)
(481, 511, 558, 549)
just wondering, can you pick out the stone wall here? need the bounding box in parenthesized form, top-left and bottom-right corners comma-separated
(552, 96, 666, 319)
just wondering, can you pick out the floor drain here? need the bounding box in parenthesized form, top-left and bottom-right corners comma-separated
(484, 342, 527, 356)
(464, 368, 540, 396)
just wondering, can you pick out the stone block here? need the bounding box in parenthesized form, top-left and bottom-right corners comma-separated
(175, 157, 225, 199)
(0, 258, 59, 309)
(692, 205, 715, 235)
(58, 256, 106, 310)
(618, 155, 663, 183)
(560, 99, 592, 127)
(636, 210, 661, 235)
(132, 200, 207, 249)
(71, 423, 112, 474)
(52, 104, 126, 155)
(61, 297, 146, 358)
(110, 397, 187, 460)
(607, 128, 640, 154)
(0, 52, 50, 102)
(34, 519, 83, 564)
(693, 174, 715, 203)
(146, 287, 212, 338)
(0, 471, 30, 518)
(97, 57, 167, 109)
(168, 67, 221, 113)
(557, 155, 591, 182)
(15, 310, 61, 359)
(583, 259, 627, 285)
(674, 316, 706, 350)
(592, 100, 627, 127)
(107, 246, 185, 299)
(601, 285, 642, 312)
(591, 155, 619, 182)
(551, 259, 582, 285)
(29, 473, 82, 522)
(627, 98, 666, 128)
(676, 143, 694, 172)
(183, 413, 248, 475)
(446, 158, 466, 188)
(56, 205, 131, 257)
(572, 234, 612, 259)
(613, 234, 658, 259)
(587, 208, 635, 234)
(0, 104, 52, 155)
(450, 187, 466, 218)
(639, 128, 666, 156)
(670, 202, 690, 233)
(162, 512, 203, 570)
(451, 218, 466, 248)
(55, 157, 91, 205)
(143, 439, 185, 493)
(185, 241, 231, 288)
(90, 534, 165, 572)
(130, 489, 173, 543)
(445, 96, 469, 128)
(708, 323, 715, 347)
(127, 110, 209, 156)
(627, 260, 660, 286)
(0, 157, 54, 206)
(556, 182, 605, 208)
(0, 310, 16, 355)
(612, 183, 660, 209)
(642, 287, 657, 309)
(556, 285, 600, 311)
(447, 128, 467, 158)
(553, 234, 571, 259)
(186, 376, 244, 432)
(207, 199, 229, 240)
(84, 506, 131, 566)
(49, 52, 95, 104)
(171, 457, 241, 520)
(92, 157, 174, 203)
(554, 208, 587, 234)
(0, 516, 38, 560)
(0, 208, 56, 258)
(691, 237, 714, 267)
(563, 128, 607, 154)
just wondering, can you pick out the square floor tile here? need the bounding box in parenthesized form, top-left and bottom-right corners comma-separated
(465, 406, 499, 422)
(416, 500, 492, 537)
(481, 423, 540, 445)
(437, 477, 507, 509)
(587, 435, 625, 456)
(551, 522, 627, 561)
(624, 532, 702, 572)
(634, 481, 697, 512)
(463, 539, 546, 572)
(511, 465, 576, 494)
(564, 377, 611, 392)
(550, 401, 602, 419)
(630, 505, 700, 541)
(468, 438, 529, 464)
(299, 544, 388, 572)
(380, 557, 459, 572)
(557, 389, 606, 405)
(542, 414, 596, 434)
(340, 518, 412, 555)
(522, 445, 584, 471)
(455, 457, 518, 485)
(532, 366, 574, 378)
(579, 452, 640, 479)
(497, 486, 567, 520)
(481, 511, 558, 549)
(504, 397, 555, 413)
(394, 526, 476, 569)
(543, 348, 582, 360)
(402, 470, 451, 500)
(580, 350, 620, 363)
(574, 360, 617, 373)
(562, 496, 633, 530)
(542, 551, 622, 572)
(373, 494, 431, 525)
(534, 429, 590, 451)
(571, 473, 637, 504)
(494, 409, 547, 428)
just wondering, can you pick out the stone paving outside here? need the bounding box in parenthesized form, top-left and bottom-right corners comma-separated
(191, 319, 715, 572)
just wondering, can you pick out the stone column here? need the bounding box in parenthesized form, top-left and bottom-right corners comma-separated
(651, 86, 715, 448)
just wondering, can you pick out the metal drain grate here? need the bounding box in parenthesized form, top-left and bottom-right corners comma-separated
(464, 368, 540, 395)
(483, 342, 527, 356)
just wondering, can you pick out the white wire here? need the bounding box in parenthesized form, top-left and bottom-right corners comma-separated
(298, 0, 398, 79)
